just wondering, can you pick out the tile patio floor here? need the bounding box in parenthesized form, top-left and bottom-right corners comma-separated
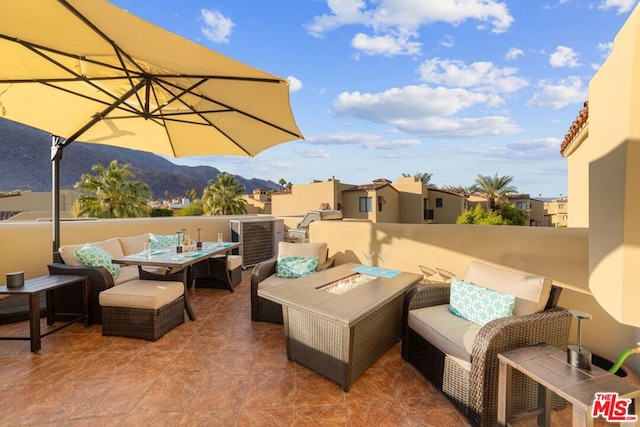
(0, 270, 611, 426)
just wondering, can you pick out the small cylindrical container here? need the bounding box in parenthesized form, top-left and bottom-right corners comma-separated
(6, 271, 24, 288)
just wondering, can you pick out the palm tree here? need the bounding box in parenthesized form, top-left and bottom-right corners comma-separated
(402, 171, 433, 185)
(278, 178, 292, 189)
(469, 173, 517, 211)
(202, 172, 247, 215)
(73, 160, 151, 218)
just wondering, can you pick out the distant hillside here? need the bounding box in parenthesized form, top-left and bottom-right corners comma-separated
(0, 119, 282, 198)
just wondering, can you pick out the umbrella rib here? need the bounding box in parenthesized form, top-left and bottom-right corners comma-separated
(61, 79, 147, 147)
(156, 77, 303, 139)
(39, 81, 143, 117)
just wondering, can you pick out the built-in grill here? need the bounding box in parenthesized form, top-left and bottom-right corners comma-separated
(287, 210, 343, 242)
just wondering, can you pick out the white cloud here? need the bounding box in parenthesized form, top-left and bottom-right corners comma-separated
(455, 137, 562, 161)
(200, 9, 234, 43)
(418, 58, 528, 93)
(394, 116, 521, 138)
(440, 35, 455, 48)
(505, 47, 524, 60)
(307, 0, 514, 56)
(549, 45, 580, 68)
(598, 41, 614, 57)
(598, 0, 637, 13)
(305, 132, 421, 150)
(287, 76, 303, 92)
(351, 32, 422, 56)
(362, 139, 421, 149)
(335, 85, 495, 120)
(295, 147, 330, 158)
(333, 85, 521, 138)
(526, 76, 587, 109)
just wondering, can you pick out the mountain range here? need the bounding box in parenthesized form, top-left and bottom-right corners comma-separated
(0, 119, 282, 198)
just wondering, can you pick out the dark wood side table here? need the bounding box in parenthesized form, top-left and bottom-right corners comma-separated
(0, 275, 89, 352)
(498, 343, 640, 426)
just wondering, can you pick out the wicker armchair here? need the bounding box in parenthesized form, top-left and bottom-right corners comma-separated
(251, 242, 334, 323)
(401, 272, 571, 427)
(48, 251, 184, 324)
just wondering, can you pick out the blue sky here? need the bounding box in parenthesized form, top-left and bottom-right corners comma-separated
(112, 0, 638, 198)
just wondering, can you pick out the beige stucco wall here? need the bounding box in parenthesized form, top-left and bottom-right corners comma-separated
(579, 4, 640, 327)
(308, 220, 640, 373)
(0, 190, 80, 213)
(270, 179, 348, 216)
(429, 190, 465, 224)
(342, 187, 400, 223)
(394, 177, 426, 224)
(1, 217, 638, 373)
(567, 135, 589, 227)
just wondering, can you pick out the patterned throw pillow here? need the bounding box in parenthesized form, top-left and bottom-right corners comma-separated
(149, 233, 179, 250)
(275, 256, 319, 278)
(74, 243, 120, 279)
(449, 278, 515, 326)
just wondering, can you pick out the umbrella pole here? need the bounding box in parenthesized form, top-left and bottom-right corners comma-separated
(51, 135, 62, 258)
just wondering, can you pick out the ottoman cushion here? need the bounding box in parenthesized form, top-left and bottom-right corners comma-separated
(99, 280, 183, 310)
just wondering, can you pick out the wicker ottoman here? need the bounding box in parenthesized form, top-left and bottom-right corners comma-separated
(99, 280, 185, 341)
(194, 255, 242, 290)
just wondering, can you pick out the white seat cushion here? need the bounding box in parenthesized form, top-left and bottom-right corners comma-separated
(464, 261, 552, 316)
(99, 280, 184, 310)
(408, 304, 481, 363)
(227, 255, 242, 270)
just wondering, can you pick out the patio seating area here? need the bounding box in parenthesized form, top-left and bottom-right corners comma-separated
(0, 270, 604, 426)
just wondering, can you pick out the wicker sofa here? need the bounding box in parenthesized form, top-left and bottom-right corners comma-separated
(251, 242, 334, 323)
(401, 261, 571, 427)
(48, 234, 181, 324)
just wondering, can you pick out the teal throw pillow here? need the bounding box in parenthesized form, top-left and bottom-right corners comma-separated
(149, 233, 179, 249)
(449, 277, 515, 326)
(74, 243, 120, 279)
(276, 256, 319, 278)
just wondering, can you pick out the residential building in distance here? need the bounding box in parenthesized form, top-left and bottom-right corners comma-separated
(507, 194, 546, 226)
(342, 178, 400, 223)
(271, 176, 466, 224)
(270, 177, 351, 217)
(242, 188, 272, 214)
(544, 198, 568, 227)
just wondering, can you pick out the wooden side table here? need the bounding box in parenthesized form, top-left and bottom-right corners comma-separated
(498, 343, 640, 426)
(0, 275, 89, 352)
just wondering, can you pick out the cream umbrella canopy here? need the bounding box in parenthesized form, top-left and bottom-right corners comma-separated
(0, 0, 303, 252)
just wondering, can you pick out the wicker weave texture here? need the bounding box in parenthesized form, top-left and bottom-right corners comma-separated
(285, 294, 404, 391)
(101, 295, 185, 341)
(402, 283, 571, 427)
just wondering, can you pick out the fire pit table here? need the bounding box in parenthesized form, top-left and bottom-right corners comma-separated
(258, 262, 421, 391)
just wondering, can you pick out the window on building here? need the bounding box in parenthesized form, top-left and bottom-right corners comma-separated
(377, 196, 386, 212)
(426, 209, 434, 220)
(516, 201, 528, 210)
(435, 198, 443, 208)
(359, 197, 372, 212)
(423, 198, 429, 220)
(558, 203, 566, 209)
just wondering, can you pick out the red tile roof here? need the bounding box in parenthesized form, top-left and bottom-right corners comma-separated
(560, 101, 588, 156)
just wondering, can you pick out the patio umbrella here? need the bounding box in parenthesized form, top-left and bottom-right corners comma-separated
(0, 0, 303, 253)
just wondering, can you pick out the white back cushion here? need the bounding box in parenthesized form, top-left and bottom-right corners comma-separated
(119, 234, 150, 255)
(58, 243, 86, 266)
(464, 261, 552, 316)
(277, 242, 327, 265)
(59, 238, 124, 266)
